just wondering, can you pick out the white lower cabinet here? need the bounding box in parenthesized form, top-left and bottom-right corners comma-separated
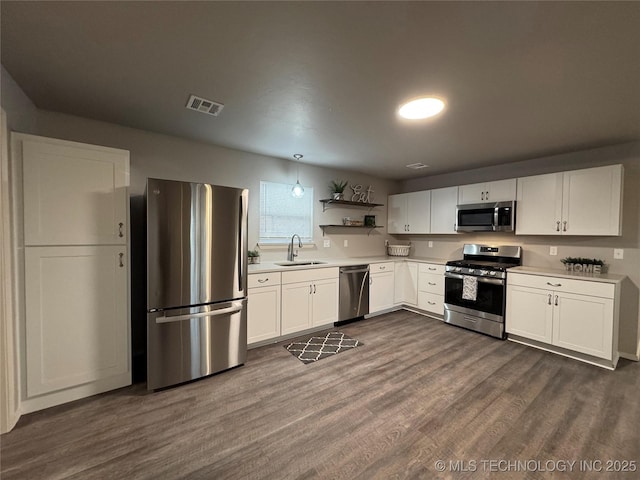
(281, 267, 339, 336)
(248, 273, 281, 345)
(24, 246, 130, 397)
(506, 272, 617, 366)
(369, 262, 395, 313)
(417, 263, 445, 315)
(394, 261, 418, 306)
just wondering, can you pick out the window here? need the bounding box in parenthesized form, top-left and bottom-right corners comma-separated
(259, 181, 314, 243)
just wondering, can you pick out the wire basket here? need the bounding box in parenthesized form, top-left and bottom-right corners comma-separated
(386, 240, 411, 257)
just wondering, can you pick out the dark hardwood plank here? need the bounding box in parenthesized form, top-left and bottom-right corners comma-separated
(2, 312, 639, 480)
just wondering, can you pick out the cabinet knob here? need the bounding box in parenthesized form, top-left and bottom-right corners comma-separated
(118, 222, 124, 237)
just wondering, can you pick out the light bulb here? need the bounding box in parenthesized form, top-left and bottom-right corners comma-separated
(291, 181, 305, 198)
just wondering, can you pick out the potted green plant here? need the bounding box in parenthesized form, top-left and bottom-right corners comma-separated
(248, 249, 260, 264)
(329, 180, 349, 200)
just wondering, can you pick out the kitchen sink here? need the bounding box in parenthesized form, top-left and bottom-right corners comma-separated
(274, 261, 328, 267)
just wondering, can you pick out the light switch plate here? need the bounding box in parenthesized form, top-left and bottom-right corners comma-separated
(614, 248, 624, 259)
(428, 241, 433, 248)
(549, 246, 558, 256)
(323, 239, 331, 248)
(343, 239, 348, 247)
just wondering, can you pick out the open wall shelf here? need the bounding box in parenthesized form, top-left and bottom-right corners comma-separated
(319, 199, 384, 212)
(318, 225, 384, 236)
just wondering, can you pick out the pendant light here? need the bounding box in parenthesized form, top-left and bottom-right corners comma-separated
(291, 154, 305, 198)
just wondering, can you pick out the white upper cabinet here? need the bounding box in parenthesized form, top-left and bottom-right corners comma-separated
(516, 164, 623, 236)
(458, 179, 516, 204)
(430, 186, 458, 234)
(562, 165, 623, 236)
(21, 137, 129, 245)
(387, 191, 430, 234)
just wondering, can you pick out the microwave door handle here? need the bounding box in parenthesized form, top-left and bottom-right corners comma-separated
(493, 207, 499, 231)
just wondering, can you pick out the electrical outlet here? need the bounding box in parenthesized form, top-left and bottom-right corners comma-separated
(549, 246, 558, 256)
(428, 241, 433, 248)
(343, 239, 348, 247)
(323, 239, 331, 248)
(614, 248, 624, 259)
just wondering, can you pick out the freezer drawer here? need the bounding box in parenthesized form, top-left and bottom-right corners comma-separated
(147, 299, 247, 390)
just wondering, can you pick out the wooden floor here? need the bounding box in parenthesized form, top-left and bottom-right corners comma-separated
(2, 311, 639, 479)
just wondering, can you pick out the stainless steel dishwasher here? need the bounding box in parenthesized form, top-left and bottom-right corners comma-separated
(338, 264, 370, 322)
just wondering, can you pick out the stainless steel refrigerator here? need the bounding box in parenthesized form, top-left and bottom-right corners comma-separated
(146, 178, 248, 390)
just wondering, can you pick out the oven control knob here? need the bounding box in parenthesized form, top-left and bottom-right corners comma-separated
(455, 267, 461, 272)
(479, 270, 487, 275)
(489, 271, 496, 276)
(469, 269, 475, 273)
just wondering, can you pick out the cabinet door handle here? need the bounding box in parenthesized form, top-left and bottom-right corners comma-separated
(313, 284, 316, 294)
(309, 284, 312, 295)
(118, 222, 124, 238)
(119, 253, 124, 267)
(369, 278, 373, 285)
(428, 267, 437, 271)
(546, 282, 562, 287)
(428, 282, 436, 286)
(556, 221, 561, 232)
(481, 192, 485, 201)
(554, 295, 559, 306)
(485, 191, 489, 200)
(548, 294, 552, 305)
(428, 301, 436, 305)
(257, 278, 269, 284)
(379, 266, 385, 270)
(563, 221, 567, 232)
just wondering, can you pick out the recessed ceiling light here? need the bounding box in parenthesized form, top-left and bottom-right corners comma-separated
(398, 97, 445, 120)
(406, 163, 429, 169)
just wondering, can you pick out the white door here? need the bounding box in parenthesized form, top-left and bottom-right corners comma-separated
(562, 165, 623, 236)
(552, 292, 614, 360)
(387, 194, 407, 234)
(485, 179, 516, 202)
(397, 262, 418, 306)
(281, 282, 312, 335)
(24, 246, 129, 396)
(311, 278, 339, 327)
(247, 286, 281, 344)
(516, 173, 563, 235)
(458, 183, 485, 204)
(505, 285, 553, 343)
(369, 271, 395, 313)
(22, 138, 129, 246)
(406, 191, 430, 233)
(430, 186, 458, 234)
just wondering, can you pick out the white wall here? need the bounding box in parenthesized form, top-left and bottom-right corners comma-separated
(399, 143, 640, 357)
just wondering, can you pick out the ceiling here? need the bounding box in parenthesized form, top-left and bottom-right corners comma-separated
(2, 1, 639, 180)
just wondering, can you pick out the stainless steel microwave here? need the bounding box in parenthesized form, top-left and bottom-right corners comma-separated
(456, 201, 516, 232)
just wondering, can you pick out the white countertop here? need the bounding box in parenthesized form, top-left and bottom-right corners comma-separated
(510, 265, 626, 284)
(248, 255, 448, 274)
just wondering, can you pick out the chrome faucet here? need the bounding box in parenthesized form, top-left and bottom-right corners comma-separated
(287, 234, 303, 261)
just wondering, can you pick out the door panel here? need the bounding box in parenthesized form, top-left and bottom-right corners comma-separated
(147, 299, 247, 390)
(146, 179, 248, 309)
(387, 194, 406, 234)
(25, 246, 128, 396)
(430, 186, 458, 234)
(22, 140, 128, 245)
(516, 173, 563, 235)
(505, 285, 553, 343)
(281, 282, 312, 335)
(312, 278, 339, 327)
(248, 286, 281, 344)
(406, 191, 430, 233)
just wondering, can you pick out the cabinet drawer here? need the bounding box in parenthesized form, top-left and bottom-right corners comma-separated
(508, 273, 614, 299)
(282, 267, 339, 285)
(418, 292, 444, 315)
(248, 272, 281, 288)
(370, 262, 395, 274)
(418, 263, 445, 275)
(418, 273, 444, 294)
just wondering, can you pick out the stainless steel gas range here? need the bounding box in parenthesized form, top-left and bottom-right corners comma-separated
(444, 244, 522, 339)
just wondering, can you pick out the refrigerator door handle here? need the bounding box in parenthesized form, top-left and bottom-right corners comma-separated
(238, 193, 247, 293)
(156, 304, 243, 324)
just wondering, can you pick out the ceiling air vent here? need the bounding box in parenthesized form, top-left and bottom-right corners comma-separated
(406, 162, 429, 169)
(185, 94, 224, 116)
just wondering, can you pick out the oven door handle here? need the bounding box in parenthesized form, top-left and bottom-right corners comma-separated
(444, 272, 504, 285)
